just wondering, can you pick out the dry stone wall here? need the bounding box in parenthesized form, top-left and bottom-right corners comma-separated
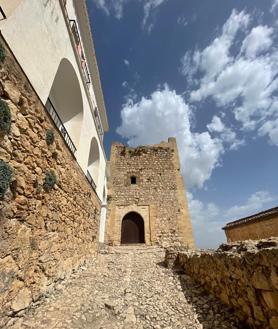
(167, 239, 278, 329)
(0, 36, 101, 327)
(106, 139, 195, 248)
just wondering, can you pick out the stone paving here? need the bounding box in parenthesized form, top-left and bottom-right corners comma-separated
(7, 246, 246, 329)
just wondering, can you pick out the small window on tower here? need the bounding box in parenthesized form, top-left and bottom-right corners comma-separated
(130, 176, 137, 184)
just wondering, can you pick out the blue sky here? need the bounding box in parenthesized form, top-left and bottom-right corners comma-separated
(87, 0, 278, 248)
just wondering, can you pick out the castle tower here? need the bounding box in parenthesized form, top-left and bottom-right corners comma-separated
(105, 138, 195, 248)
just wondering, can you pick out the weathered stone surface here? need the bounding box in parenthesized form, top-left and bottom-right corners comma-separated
(172, 238, 278, 329)
(0, 34, 101, 327)
(11, 288, 32, 312)
(224, 210, 278, 243)
(7, 247, 244, 329)
(262, 291, 278, 310)
(106, 140, 195, 248)
(3, 80, 21, 104)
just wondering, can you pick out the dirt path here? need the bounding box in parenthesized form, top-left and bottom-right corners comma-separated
(8, 246, 244, 329)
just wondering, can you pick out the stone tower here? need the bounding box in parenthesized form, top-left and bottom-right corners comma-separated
(105, 138, 195, 248)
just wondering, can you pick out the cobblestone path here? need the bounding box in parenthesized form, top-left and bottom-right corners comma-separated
(8, 246, 244, 329)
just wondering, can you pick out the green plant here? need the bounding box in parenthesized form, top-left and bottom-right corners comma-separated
(43, 170, 57, 192)
(0, 42, 5, 63)
(0, 160, 12, 198)
(0, 98, 11, 135)
(46, 129, 54, 145)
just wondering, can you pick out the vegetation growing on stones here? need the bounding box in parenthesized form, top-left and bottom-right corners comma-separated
(43, 170, 57, 192)
(46, 129, 55, 145)
(0, 98, 11, 135)
(0, 160, 13, 198)
(0, 42, 5, 63)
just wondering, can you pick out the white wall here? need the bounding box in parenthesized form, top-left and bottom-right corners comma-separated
(0, 0, 106, 200)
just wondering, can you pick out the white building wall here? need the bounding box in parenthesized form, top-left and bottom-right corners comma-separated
(0, 0, 106, 199)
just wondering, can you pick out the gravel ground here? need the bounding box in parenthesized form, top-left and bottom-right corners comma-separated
(7, 246, 246, 329)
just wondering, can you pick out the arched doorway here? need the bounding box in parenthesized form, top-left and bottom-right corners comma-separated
(121, 212, 145, 244)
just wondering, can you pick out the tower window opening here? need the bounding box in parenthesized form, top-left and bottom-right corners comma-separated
(130, 176, 137, 184)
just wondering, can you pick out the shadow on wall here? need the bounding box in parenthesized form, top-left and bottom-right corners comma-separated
(48, 58, 83, 148)
(177, 272, 248, 329)
(87, 137, 100, 186)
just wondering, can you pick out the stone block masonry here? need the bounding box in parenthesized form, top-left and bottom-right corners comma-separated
(167, 238, 278, 329)
(223, 208, 278, 243)
(0, 36, 101, 327)
(106, 139, 195, 248)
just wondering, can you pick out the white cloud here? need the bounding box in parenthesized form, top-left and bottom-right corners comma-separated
(187, 192, 225, 248)
(180, 50, 200, 84)
(200, 9, 249, 80)
(93, 0, 167, 30)
(182, 9, 278, 145)
(122, 81, 129, 88)
(259, 119, 278, 145)
(188, 190, 277, 248)
(207, 116, 244, 150)
(142, 0, 167, 31)
(177, 16, 188, 27)
(271, 0, 278, 13)
(241, 25, 273, 58)
(124, 59, 130, 66)
(207, 116, 225, 133)
(181, 10, 249, 84)
(117, 85, 223, 189)
(93, 0, 127, 19)
(225, 191, 276, 220)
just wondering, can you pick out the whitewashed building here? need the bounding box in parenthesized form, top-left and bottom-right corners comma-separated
(0, 0, 109, 242)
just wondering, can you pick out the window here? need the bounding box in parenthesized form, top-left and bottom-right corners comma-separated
(130, 176, 136, 184)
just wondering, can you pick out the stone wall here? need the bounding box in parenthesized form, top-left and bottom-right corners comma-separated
(106, 138, 195, 248)
(224, 215, 278, 242)
(167, 239, 278, 329)
(0, 36, 101, 327)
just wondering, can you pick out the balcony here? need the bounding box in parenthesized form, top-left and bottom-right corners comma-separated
(94, 107, 104, 140)
(62, 5, 105, 144)
(69, 19, 90, 84)
(45, 98, 77, 155)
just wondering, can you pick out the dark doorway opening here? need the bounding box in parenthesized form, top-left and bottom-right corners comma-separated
(121, 212, 145, 244)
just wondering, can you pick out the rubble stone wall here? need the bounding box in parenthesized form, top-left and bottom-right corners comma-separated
(169, 239, 278, 329)
(0, 36, 101, 327)
(224, 216, 278, 242)
(106, 139, 195, 248)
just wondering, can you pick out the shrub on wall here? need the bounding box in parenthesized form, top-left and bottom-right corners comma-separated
(43, 170, 57, 192)
(0, 98, 11, 135)
(46, 129, 54, 145)
(0, 160, 13, 198)
(0, 42, 5, 63)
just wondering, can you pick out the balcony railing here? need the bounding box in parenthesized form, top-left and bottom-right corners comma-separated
(86, 170, 96, 190)
(70, 19, 90, 84)
(45, 98, 77, 155)
(63, 7, 104, 143)
(94, 107, 104, 140)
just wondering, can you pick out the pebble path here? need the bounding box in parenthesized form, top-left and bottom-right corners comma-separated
(8, 246, 246, 329)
